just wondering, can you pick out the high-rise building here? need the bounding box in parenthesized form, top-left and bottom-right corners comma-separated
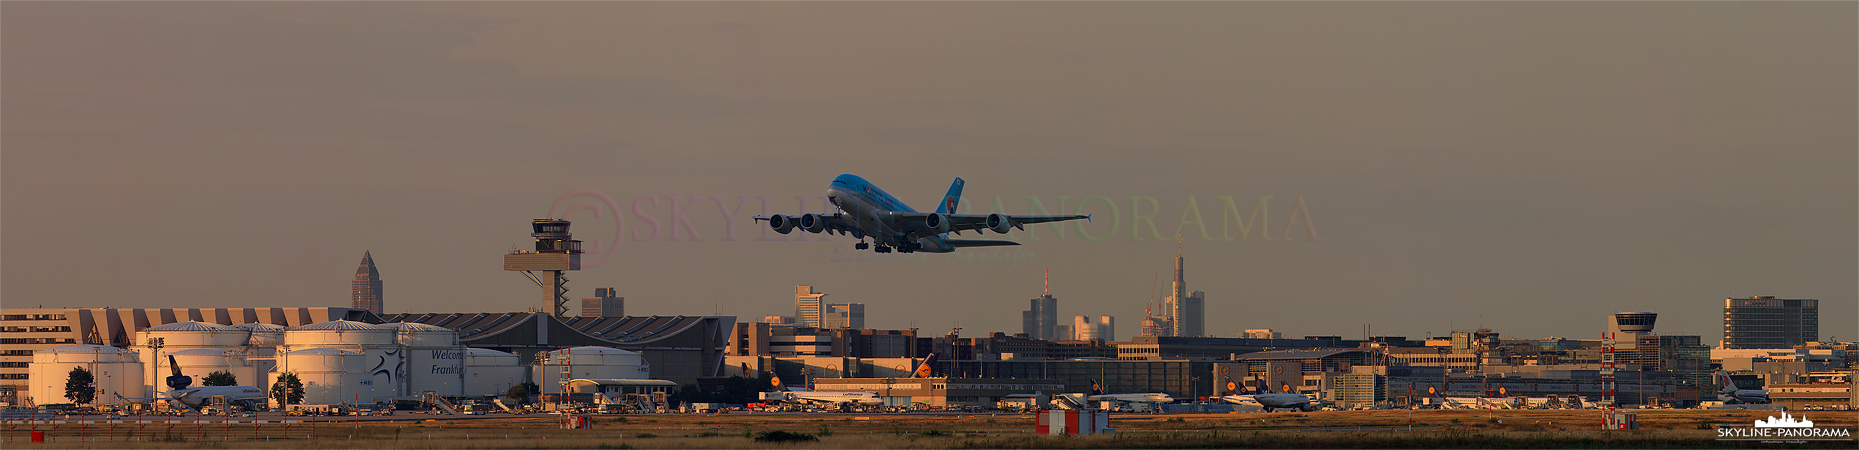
(1024, 295, 1058, 340)
(825, 303, 865, 329)
(764, 315, 796, 326)
(1241, 329, 1282, 339)
(580, 287, 624, 318)
(1163, 242, 1205, 337)
(1722, 296, 1819, 349)
(1142, 315, 1171, 338)
(1073, 315, 1116, 341)
(1023, 270, 1059, 340)
(352, 251, 383, 315)
(795, 286, 827, 328)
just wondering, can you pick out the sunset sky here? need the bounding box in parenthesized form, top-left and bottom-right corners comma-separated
(5, 2, 1852, 342)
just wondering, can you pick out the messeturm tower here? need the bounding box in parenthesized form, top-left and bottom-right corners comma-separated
(352, 251, 384, 315)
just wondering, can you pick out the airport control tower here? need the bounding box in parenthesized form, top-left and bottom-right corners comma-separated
(504, 219, 582, 317)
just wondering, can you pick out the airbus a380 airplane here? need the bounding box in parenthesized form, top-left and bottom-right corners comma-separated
(755, 174, 1089, 253)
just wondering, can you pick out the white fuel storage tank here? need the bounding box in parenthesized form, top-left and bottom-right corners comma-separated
(135, 322, 249, 397)
(532, 346, 649, 394)
(383, 322, 464, 397)
(278, 348, 362, 406)
(165, 348, 260, 392)
(28, 345, 144, 406)
(285, 320, 399, 401)
(464, 348, 524, 398)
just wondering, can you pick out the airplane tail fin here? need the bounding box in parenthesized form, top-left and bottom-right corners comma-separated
(1717, 371, 1738, 392)
(912, 353, 938, 378)
(1089, 379, 1102, 396)
(166, 355, 193, 391)
(934, 178, 965, 215)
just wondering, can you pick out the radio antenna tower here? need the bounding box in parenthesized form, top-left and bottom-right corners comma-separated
(1044, 268, 1050, 296)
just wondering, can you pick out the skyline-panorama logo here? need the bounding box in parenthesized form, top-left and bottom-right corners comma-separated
(1718, 412, 1852, 443)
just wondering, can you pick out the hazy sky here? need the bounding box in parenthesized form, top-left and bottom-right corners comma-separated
(4, 2, 1852, 343)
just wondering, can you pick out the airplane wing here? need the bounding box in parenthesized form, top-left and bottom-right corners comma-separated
(942, 213, 1089, 234)
(752, 213, 864, 237)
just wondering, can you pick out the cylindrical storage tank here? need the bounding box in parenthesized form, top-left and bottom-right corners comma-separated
(166, 348, 259, 391)
(280, 348, 362, 406)
(232, 323, 285, 376)
(383, 323, 464, 397)
(29, 345, 143, 406)
(136, 322, 249, 397)
(532, 346, 648, 393)
(234, 323, 286, 346)
(286, 321, 399, 401)
(464, 348, 523, 398)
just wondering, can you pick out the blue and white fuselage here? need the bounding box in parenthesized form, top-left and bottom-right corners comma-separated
(756, 174, 1089, 253)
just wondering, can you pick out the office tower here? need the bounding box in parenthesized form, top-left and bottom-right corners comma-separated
(1075, 315, 1115, 341)
(1164, 242, 1205, 337)
(795, 286, 828, 328)
(1722, 296, 1820, 348)
(1241, 329, 1282, 339)
(1074, 316, 1096, 340)
(1023, 269, 1059, 340)
(352, 251, 383, 315)
(764, 315, 796, 326)
(1142, 316, 1171, 337)
(580, 287, 624, 318)
(825, 303, 865, 329)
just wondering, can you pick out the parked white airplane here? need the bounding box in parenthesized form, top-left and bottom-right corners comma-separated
(760, 354, 939, 407)
(119, 355, 269, 411)
(1219, 375, 1315, 412)
(1085, 379, 1174, 404)
(1716, 371, 1771, 404)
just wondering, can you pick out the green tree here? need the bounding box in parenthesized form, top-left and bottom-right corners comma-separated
(270, 372, 304, 406)
(203, 370, 238, 387)
(507, 382, 538, 404)
(65, 366, 96, 405)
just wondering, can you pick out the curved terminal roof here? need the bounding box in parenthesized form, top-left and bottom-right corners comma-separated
(168, 348, 234, 356)
(232, 323, 286, 332)
(146, 321, 240, 332)
(291, 320, 387, 331)
(381, 322, 453, 332)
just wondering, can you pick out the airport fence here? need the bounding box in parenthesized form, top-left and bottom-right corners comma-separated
(0, 419, 317, 443)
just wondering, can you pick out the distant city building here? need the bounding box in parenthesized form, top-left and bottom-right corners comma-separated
(763, 315, 796, 326)
(1073, 315, 1115, 341)
(1163, 244, 1205, 337)
(580, 287, 624, 318)
(726, 322, 921, 358)
(1055, 324, 1072, 342)
(1024, 295, 1058, 340)
(1142, 315, 1171, 338)
(795, 286, 827, 328)
(352, 251, 384, 315)
(1241, 329, 1282, 339)
(825, 303, 865, 329)
(1723, 296, 1819, 349)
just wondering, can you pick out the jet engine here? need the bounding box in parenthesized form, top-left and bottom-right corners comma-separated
(986, 213, 1013, 234)
(925, 213, 951, 234)
(800, 213, 829, 233)
(769, 215, 796, 234)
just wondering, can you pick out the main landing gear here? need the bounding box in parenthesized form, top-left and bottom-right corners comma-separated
(855, 242, 870, 250)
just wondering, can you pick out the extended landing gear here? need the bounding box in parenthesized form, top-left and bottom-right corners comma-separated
(855, 242, 869, 250)
(874, 245, 892, 253)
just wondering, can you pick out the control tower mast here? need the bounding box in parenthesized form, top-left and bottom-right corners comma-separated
(503, 219, 583, 317)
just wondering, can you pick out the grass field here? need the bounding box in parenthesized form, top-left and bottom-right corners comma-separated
(8, 408, 1853, 449)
